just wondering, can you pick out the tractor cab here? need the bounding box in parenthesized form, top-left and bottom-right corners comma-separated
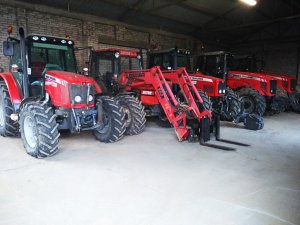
(89, 48, 143, 94)
(195, 51, 231, 80)
(4, 33, 77, 99)
(148, 48, 192, 72)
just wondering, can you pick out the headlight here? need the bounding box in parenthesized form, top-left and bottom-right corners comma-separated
(223, 89, 226, 94)
(115, 52, 120, 58)
(74, 95, 82, 103)
(137, 54, 141, 59)
(219, 90, 222, 94)
(88, 95, 93, 102)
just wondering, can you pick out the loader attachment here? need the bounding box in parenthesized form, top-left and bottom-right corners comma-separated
(121, 66, 249, 150)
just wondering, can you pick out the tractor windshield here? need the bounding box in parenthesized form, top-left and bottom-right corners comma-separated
(227, 55, 259, 72)
(29, 42, 76, 76)
(120, 56, 142, 71)
(196, 54, 225, 79)
(177, 54, 191, 71)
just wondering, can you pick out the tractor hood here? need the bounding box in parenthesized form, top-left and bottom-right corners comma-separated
(45, 70, 97, 84)
(189, 72, 224, 83)
(228, 70, 276, 81)
(258, 72, 295, 81)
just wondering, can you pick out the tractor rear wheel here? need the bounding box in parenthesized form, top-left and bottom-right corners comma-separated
(236, 88, 266, 116)
(221, 88, 242, 121)
(0, 82, 19, 137)
(116, 95, 146, 135)
(20, 101, 60, 158)
(93, 96, 126, 142)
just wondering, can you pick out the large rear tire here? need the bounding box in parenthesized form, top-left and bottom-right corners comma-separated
(236, 88, 266, 116)
(20, 101, 60, 158)
(116, 95, 146, 135)
(0, 82, 19, 137)
(93, 96, 126, 142)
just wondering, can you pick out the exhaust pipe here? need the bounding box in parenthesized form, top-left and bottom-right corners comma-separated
(19, 27, 29, 98)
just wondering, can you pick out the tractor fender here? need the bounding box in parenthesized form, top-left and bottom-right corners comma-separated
(0, 72, 23, 104)
(116, 91, 137, 97)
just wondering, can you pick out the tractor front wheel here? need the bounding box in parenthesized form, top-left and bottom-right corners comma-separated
(116, 95, 146, 135)
(236, 88, 266, 116)
(0, 82, 19, 137)
(20, 101, 60, 158)
(93, 96, 126, 142)
(221, 88, 242, 122)
(289, 93, 300, 113)
(198, 90, 212, 111)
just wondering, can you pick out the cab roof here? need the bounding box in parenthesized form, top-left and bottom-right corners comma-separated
(27, 34, 75, 46)
(95, 48, 140, 57)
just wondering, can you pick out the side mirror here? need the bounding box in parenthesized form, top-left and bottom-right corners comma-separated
(3, 41, 14, 56)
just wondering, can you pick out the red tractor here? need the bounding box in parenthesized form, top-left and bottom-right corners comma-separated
(85, 48, 249, 150)
(86, 48, 146, 135)
(0, 27, 127, 158)
(232, 54, 300, 113)
(196, 51, 279, 116)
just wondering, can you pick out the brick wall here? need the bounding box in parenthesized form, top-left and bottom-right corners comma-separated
(0, 2, 198, 71)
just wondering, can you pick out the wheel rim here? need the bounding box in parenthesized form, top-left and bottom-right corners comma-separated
(239, 96, 255, 114)
(122, 106, 131, 128)
(24, 116, 38, 148)
(0, 97, 5, 127)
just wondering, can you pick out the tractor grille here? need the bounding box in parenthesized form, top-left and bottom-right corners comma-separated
(203, 85, 214, 94)
(69, 84, 96, 104)
(291, 79, 297, 91)
(269, 80, 277, 94)
(282, 80, 288, 89)
(260, 82, 267, 91)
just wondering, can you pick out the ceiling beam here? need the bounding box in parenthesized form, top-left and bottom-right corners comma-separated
(232, 34, 300, 47)
(202, 14, 300, 33)
(165, 1, 219, 18)
(280, 0, 300, 13)
(200, 5, 239, 28)
(100, 0, 199, 27)
(118, 0, 147, 21)
(147, 0, 187, 13)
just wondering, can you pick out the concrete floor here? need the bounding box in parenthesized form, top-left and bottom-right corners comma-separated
(0, 113, 300, 225)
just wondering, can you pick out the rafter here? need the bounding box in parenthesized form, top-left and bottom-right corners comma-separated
(202, 14, 300, 34)
(118, 0, 147, 21)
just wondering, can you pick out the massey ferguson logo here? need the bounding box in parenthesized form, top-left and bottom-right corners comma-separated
(189, 76, 213, 82)
(229, 74, 261, 81)
(45, 74, 67, 86)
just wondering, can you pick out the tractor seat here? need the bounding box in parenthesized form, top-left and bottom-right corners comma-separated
(31, 61, 46, 76)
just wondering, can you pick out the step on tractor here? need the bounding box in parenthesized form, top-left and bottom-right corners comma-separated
(148, 48, 263, 130)
(196, 51, 280, 116)
(232, 54, 300, 113)
(85, 48, 249, 150)
(0, 27, 127, 158)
